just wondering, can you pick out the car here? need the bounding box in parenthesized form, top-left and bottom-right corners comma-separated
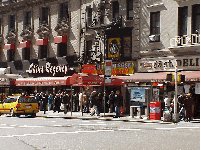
(0, 95, 39, 117)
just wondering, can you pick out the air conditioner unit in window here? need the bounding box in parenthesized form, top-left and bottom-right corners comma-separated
(149, 35, 160, 42)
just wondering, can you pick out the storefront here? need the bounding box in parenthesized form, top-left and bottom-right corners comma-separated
(15, 77, 71, 94)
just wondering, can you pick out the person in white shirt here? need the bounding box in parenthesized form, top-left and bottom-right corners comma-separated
(78, 92, 83, 112)
(164, 95, 171, 109)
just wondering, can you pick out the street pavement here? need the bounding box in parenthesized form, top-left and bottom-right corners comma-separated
(36, 110, 200, 124)
(0, 113, 199, 150)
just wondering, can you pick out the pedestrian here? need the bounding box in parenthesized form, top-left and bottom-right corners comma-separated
(39, 92, 44, 111)
(73, 92, 79, 112)
(62, 92, 68, 114)
(78, 91, 83, 112)
(114, 90, 123, 118)
(164, 94, 171, 110)
(53, 94, 61, 113)
(43, 94, 48, 114)
(184, 93, 194, 122)
(91, 92, 101, 116)
(48, 94, 53, 111)
(108, 91, 115, 113)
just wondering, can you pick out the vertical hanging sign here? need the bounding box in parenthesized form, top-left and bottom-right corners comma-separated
(105, 60, 112, 83)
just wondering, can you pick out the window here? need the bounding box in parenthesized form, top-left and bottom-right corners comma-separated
(60, 2, 69, 21)
(25, 11, 31, 27)
(113, 1, 119, 18)
(40, 7, 49, 25)
(178, 6, 188, 36)
(87, 7, 92, 27)
(99, 6, 105, 24)
(192, 4, 200, 34)
(9, 15, 15, 31)
(127, 0, 133, 20)
(38, 45, 47, 59)
(150, 11, 160, 42)
(7, 49, 15, 62)
(57, 43, 67, 57)
(22, 48, 30, 60)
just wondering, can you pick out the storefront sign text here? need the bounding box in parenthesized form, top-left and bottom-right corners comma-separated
(26, 62, 68, 76)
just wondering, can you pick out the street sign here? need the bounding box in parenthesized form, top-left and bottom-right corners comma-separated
(105, 76, 111, 84)
(105, 60, 112, 76)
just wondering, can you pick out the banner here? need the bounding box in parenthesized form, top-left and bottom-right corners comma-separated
(130, 89, 145, 102)
(108, 38, 120, 58)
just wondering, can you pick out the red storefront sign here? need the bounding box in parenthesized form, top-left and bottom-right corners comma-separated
(19, 41, 31, 48)
(4, 43, 15, 50)
(15, 77, 71, 86)
(35, 39, 48, 46)
(54, 36, 67, 44)
(82, 65, 96, 74)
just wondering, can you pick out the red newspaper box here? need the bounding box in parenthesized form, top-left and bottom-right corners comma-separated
(149, 102, 161, 120)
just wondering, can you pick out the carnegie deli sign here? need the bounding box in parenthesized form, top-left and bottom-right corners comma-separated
(138, 56, 200, 72)
(26, 62, 68, 76)
(96, 61, 134, 75)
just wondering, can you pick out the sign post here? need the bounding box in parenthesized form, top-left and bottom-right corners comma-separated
(104, 60, 112, 117)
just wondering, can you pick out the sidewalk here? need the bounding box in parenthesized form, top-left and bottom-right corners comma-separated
(36, 111, 200, 124)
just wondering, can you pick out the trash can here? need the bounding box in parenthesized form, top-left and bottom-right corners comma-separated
(149, 102, 161, 120)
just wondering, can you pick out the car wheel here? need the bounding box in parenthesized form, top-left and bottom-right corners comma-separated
(10, 109, 15, 117)
(31, 113, 36, 118)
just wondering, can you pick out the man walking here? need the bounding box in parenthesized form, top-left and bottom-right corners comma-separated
(62, 92, 68, 114)
(108, 91, 115, 113)
(43, 93, 48, 114)
(114, 90, 123, 118)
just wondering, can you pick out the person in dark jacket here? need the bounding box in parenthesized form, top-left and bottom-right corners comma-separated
(53, 94, 61, 113)
(108, 91, 115, 113)
(91, 91, 100, 116)
(43, 94, 48, 114)
(62, 92, 69, 114)
(184, 93, 194, 122)
(114, 90, 123, 117)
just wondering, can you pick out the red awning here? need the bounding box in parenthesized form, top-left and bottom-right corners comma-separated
(54, 36, 67, 44)
(118, 71, 200, 83)
(4, 43, 15, 50)
(180, 71, 200, 82)
(15, 77, 71, 86)
(35, 39, 48, 46)
(70, 73, 123, 86)
(19, 41, 31, 48)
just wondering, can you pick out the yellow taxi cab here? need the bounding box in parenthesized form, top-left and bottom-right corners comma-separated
(0, 95, 39, 117)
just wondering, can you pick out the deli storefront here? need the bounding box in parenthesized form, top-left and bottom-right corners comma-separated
(136, 56, 200, 118)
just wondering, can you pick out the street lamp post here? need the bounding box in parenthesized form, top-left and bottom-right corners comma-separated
(174, 61, 179, 122)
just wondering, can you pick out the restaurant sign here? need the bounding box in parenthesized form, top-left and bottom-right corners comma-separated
(26, 62, 68, 76)
(138, 56, 199, 72)
(96, 61, 134, 75)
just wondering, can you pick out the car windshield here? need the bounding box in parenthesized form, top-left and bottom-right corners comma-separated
(19, 97, 37, 103)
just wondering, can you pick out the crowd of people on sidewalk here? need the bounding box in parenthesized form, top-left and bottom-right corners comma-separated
(32, 89, 123, 117)
(164, 90, 196, 122)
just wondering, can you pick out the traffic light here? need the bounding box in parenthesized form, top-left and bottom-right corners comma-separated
(167, 74, 174, 82)
(180, 75, 185, 82)
(177, 74, 185, 83)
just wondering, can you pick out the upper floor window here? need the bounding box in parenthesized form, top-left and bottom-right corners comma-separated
(113, 1, 119, 18)
(9, 14, 15, 31)
(127, 0, 133, 20)
(22, 48, 30, 60)
(99, 5, 105, 25)
(87, 7, 92, 27)
(39, 45, 47, 59)
(25, 11, 31, 28)
(40, 7, 49, 25)
(192, 4, 200, 34)
(86, 40, 92, 62)
(178, 6, 188, 36)
(150, 11, 160, 42)
(57, 43, 67, 57)
(60, 2, 69, 21)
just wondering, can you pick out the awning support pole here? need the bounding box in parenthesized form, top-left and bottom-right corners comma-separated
(71, 85, 73, 116)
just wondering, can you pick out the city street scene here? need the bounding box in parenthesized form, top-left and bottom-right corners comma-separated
(0, 0, 200, 149)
